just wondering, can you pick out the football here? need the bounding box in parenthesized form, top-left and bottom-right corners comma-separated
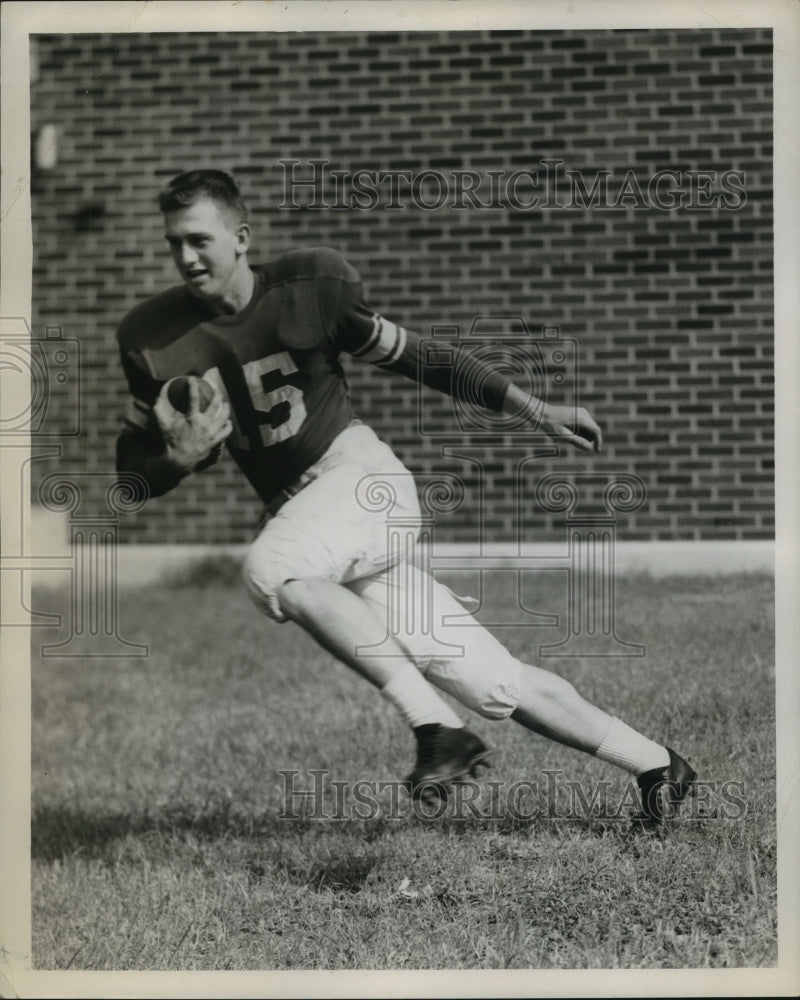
(165, 375, 216, 416)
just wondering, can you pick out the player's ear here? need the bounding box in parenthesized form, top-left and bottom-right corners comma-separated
(234, 222, 251, 255)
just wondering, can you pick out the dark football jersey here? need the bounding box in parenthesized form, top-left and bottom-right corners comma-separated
(117, 247, 510, 504)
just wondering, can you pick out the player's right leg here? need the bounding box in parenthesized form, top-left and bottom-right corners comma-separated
(350, 564, 696, 822)
(510, 668, 696, 822)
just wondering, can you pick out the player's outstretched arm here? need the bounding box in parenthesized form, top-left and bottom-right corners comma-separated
(346, 317, 602, 453)
(503, 383, 603, 453)
(334, 282, 602, 453)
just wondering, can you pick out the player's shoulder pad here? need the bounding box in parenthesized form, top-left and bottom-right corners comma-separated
(116, 285, 197, 351)
(270, 246, 361, 285)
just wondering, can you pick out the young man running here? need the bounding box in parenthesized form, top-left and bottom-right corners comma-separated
(117, 170, 695, 822)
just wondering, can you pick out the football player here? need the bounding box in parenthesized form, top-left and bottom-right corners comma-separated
(117, 169, 695, 822)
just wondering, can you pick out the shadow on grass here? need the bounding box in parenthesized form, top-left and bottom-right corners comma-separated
(33, 802, 389, 896)
(31, 801, 305, 863)
(279, 852, 380, 894)
(31, 799, 420, 866)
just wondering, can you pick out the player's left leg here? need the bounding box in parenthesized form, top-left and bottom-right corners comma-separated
(242, 423, 490, 793)
(275, 574, 462, 725)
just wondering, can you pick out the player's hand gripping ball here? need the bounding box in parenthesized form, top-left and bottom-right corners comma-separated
(164, 375, 216, 416)
(157, 375, 231, 471)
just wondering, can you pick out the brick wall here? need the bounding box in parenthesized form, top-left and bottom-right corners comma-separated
(29, 28, 773, 543)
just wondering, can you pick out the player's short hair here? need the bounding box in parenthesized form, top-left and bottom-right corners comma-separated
(158, 169, 248, 224)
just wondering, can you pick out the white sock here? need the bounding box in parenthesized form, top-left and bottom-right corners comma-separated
(381, 662, 464, 730)
(594, 717, 670, 776)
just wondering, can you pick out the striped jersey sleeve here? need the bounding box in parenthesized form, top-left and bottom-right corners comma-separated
(123, 394, 152, 432)
(347, 313, 409, 368)
(118, 346, 162, 436)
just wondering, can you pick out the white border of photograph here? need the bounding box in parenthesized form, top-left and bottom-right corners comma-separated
(1, 2, 798, 997)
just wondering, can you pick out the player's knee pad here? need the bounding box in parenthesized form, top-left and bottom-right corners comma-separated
(423, 654, 523, 720)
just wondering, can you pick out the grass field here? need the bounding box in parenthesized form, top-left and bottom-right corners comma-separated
(30, 564, 776, 971)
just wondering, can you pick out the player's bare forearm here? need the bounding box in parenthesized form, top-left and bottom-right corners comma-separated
(502, 383, 603, 453)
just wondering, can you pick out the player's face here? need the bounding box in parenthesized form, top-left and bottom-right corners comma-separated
(163, 197, 250, 303)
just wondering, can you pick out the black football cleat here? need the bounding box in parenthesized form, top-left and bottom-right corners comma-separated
(406, 724, 491, 805)
(635, 747, 697, 823)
